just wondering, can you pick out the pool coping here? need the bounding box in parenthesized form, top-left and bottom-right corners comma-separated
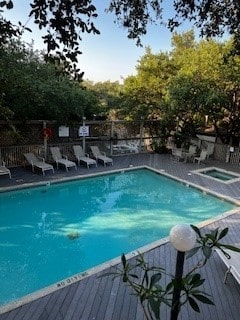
(190, 166, 240, 184)
(1, 165, 240, 315)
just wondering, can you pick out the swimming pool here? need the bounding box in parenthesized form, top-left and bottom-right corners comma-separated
(0, 168, 237, 308)
(192, 167, 240, 184)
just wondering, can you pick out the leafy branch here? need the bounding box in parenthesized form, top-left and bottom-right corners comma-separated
(101, 225, 240, 320)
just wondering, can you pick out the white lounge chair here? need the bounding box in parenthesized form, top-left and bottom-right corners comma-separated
(113, 141, 140, 154)
(90, 146, 113, 166)
(193, 150, 208, 164)
(216, 249, 240, 284)
(0, 160, 11, 178)
(73, 145, 97, 168)
(50, 147, 77, 171)
(24, 153, 54, 176)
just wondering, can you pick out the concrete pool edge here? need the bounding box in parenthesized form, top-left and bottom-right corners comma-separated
(0, 165, 146, 193)
(147, 166, 240, 206)
(190, 166, 240, 184)
(1, 165, 240, 206)
(1, 165, 240, 315)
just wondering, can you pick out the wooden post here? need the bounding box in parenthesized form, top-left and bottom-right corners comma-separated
(140, 117, 144, 152)
(110, 121, 114, 156)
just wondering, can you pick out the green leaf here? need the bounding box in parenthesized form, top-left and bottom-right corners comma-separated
(186, 246, 201, 259)
(203, 245, 212, 259)
(149, 298, 160, 320)
(121, 253, 127, 267)
(150, 273, 162, 288)
(166, 281, 174, 292)
(188, 297, 200, 312)
(129, 273, 139, 279)
(189, 273, 201, 284)
(220, 244, 240, 252)
(192, 293, 214, 305)
(190, 224, 201, 237)
(218, 228, 229, 240)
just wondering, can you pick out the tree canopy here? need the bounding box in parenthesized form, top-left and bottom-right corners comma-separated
(0, 40, 99, 122)
(118, 31, 240, 144)
(1, 1, 240, 80)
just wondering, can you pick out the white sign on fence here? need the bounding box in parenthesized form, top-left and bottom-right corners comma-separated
(79, 126, 89, 137)
(59, 126, 69, 137)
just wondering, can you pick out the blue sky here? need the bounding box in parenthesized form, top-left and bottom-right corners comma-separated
(4, 1, 193, 83)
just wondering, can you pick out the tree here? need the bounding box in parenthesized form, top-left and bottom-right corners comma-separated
(0, 40, 99, 122)
(168, 35, 240, 144)
(84, 80, 123, 120)
(108, 1, 240, 50)
(120, 47, 176, 120)
(1, 1, 240, 80)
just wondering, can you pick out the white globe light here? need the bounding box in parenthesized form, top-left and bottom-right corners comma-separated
(169, 224, 196, 252)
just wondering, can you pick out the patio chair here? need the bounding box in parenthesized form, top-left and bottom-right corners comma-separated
(50, 147, 77, 171)
(113, 141, 139, 154)
(90, 146, 113, 166)
(193, 150, 208, 165)
(215, 249, 240, 284)
(73, 145, 97, 168)
(24, 153, 54, 176)
(171, 148, 184, 161)
(184, 145, 198, 162)
(0, 160, 11, 178)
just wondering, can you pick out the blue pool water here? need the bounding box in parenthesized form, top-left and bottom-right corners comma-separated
(0, 168, 236, 306)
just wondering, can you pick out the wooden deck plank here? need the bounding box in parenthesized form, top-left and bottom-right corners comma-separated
(101, 271, 122, 320)
(88, 270, 117, 320)
(73, 274, 108, 320)
(45, 285, 73, 320)
(76, 275, 103, 320)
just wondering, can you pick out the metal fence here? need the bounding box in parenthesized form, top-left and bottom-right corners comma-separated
(0, 138, 149, 167)
(1, 119, 239, 167)
(1, 140, 239, 168)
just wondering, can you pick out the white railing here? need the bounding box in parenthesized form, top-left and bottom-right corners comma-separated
(1, 141, 239, 167)
(0, 140, 135, 167)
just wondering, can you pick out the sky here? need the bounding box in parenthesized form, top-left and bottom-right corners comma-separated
(3, 1, 193, 83)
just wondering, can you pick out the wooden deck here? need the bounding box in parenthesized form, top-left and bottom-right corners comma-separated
(1, 153, 240, 320)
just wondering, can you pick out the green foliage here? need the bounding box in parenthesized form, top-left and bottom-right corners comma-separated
(0, 40, 99, 122)
(119, 48, 176, 120)
(102, 225, 240, 320)
(1, 0, 240, 80)
(151, 139, 168, 154)
(83, 80, 123, 119)
(118, 32, 240, 144)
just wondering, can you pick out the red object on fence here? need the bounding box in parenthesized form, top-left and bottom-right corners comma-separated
(43, 128, 52, 139)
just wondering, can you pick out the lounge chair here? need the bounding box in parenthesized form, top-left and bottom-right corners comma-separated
(113, 141, 140, 154)
(50, 147, 77, 171)
(193, 150, 208, 164)
(216, 249, 240, 284)
(24, 153, 54, 176)
(0, 160, 11, 178)
(90, 146, 113, 166)
(73, 145, 97, 168)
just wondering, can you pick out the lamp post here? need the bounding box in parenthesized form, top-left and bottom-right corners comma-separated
(169, 224, 196, 320)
